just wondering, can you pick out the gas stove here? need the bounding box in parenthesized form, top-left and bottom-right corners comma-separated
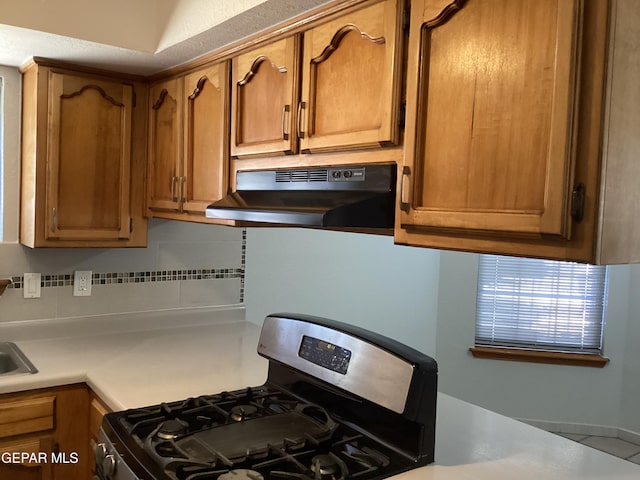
(95, 314, 438, 480)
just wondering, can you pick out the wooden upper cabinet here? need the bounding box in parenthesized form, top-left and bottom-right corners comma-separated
(231, 37, 299, 158)
(147, 62, 230, 220)
(20, 61, 148, 247)
(399, 0, 582, 239)
(299, 0, 403, 153)
(147, 78, 183, 212)
(46, 73, 133, 241)
(183, 63, 230, 214)
(396, 0, 640, 264)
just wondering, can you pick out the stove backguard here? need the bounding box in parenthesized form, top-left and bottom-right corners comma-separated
(258, 314, 438, 464)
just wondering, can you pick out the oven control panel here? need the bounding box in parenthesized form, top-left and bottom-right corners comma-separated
(298, 335, 352, 374)
(258, 314, 418, 414)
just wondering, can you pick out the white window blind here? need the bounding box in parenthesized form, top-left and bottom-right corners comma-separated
(475, 255, 608, 354)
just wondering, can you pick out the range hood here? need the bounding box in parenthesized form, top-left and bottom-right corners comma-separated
(206, 164, 396, 228)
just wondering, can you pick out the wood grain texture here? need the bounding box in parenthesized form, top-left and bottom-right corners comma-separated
(470, 347, 609, 367)
(396, 0, 612, 262)
(0, 279, 10, 296)
(147, 77, 183, 212)
(310, 30, 385, 136)
(0, 436, 53, 480)
(88, 396, 110, 441)
(231, 36, 299, 157)
(183, 62, 230, 214)
(0, 396, 54, 438)
(19, 65, 45, 248)
(48, 74, 131, 238)
(300, 0, 402, 152)
(19, 61, 147, 247)
(0, 385, 89, 480)
(400, 0, 581, 238)
(51, 385, 89, 480)
(147, 62, 230, 221)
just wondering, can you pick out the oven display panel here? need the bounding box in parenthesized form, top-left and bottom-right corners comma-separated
(299, 335, 351, 375)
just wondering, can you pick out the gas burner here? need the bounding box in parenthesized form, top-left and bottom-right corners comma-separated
(219, 469, 265, 480)
(156, 419, 188, 440)
(310, 454, 343, 480)
(230, 404, 259, 422)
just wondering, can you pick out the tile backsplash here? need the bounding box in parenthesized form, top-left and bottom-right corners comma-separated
(0, 220, 245, 323)
(8, 268, 243, 290)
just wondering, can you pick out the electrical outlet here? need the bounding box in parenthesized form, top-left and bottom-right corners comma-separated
(73, 270, 92, 297)
(23, 273, 41, 299)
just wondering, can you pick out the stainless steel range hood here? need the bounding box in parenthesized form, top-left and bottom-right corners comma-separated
(206, 164, 396, 228)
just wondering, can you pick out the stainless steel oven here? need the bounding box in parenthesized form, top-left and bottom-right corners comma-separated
(94, 313, 438, 480)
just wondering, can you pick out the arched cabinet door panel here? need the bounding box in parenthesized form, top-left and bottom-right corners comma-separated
(183, 63, 230, 214)
(46, 73, 133, 241)
(400, 0, 582, 239)
(231, 37, 299, 158)
(299, 0, 403, 153)
(147, 62, 230, 221)
(20, 60, 147, 248)
(147, 78, 182, 212)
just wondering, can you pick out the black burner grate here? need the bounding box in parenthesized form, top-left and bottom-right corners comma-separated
(109, 386, 410, 480)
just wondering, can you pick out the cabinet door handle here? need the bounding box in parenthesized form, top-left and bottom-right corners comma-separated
(281, 104, 290, 141)
(180, 176, 186, 204)
(571, 183, 586, 223)
(170, 176, 178, 202)
(297, 101, 306, 139)
(51, 208, 57, 232)
(399, 166, 411, 213)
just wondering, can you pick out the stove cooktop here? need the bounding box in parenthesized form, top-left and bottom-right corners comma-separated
(98, 314, 437, 480)
(103, 386, 416, 480)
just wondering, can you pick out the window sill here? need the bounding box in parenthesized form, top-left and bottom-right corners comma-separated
(469, 346, 609, 368)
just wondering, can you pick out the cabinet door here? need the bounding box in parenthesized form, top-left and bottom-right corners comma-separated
(299, 0, 403, 152)
(148, 78, 183, 211)
(231, 37, 299, 157)
(46, 72, 132, 240)
(399, 0, 581, 238)
(0, 436, 53, 480)
(182, 63, 230, 214)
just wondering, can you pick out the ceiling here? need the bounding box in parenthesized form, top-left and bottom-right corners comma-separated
(0, 0, 331, 76)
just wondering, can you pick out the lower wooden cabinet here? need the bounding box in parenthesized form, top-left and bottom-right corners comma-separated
(0, 436, 54, 480)
(0, 385, 90, 480)
(88, 392, 110, 477)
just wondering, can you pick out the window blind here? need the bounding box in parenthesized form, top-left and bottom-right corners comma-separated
(475, 255, 608, 353)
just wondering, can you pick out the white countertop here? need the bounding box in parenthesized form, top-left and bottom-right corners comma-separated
(0, 307, 268, 409)
(1, 308, 639, 479)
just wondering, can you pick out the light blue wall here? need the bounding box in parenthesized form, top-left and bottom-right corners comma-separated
(243, 228, 441, 356)
(244, 230, 640, 433)
(434, 251, 632, 429)
(621, 266, 640, 432)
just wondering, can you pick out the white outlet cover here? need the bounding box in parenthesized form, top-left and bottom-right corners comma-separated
(73, 270, 92, 297)
(23, 273, 41, 299)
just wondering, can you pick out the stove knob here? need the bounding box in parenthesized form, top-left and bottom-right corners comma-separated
(102, 454, 117, 478)
(94, 443, 107, 467)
